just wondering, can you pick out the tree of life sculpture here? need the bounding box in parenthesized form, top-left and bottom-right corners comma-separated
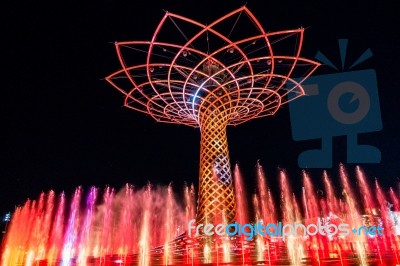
(106, 6, 320, 225)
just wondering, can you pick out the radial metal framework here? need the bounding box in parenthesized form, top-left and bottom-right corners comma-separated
(106, 6, 320, 224)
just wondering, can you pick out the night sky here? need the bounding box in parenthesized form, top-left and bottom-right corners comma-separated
(1, 0, 399, 215)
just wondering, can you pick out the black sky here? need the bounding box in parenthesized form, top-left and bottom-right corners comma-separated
(1, 0, 399, 214)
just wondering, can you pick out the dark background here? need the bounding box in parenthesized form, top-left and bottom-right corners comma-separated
(0, 0, 399, 216)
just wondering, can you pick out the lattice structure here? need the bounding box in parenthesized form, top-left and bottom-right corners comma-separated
(106, 6, 320, 224)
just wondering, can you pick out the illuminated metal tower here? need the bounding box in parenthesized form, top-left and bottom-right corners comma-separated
(106, 6, 320, 224)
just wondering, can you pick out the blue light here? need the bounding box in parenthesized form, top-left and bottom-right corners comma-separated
(3, 212, 11, 222)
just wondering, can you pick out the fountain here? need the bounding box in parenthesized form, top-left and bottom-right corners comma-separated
(2, 164, 400, 265)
